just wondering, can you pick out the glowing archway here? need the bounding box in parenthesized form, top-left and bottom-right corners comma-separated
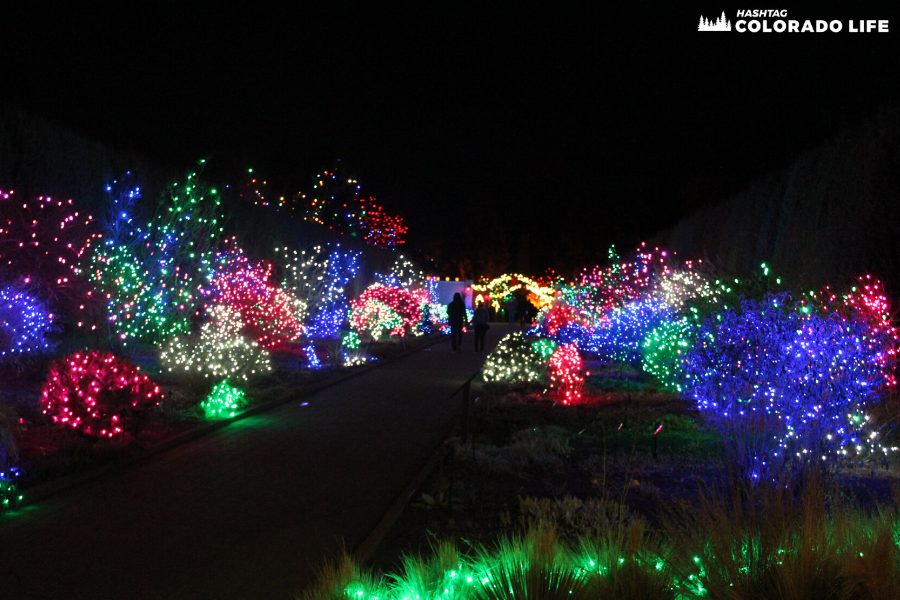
(472, 274, 557, 312)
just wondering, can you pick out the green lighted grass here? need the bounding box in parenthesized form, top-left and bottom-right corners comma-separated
(299, 473, 900, 600)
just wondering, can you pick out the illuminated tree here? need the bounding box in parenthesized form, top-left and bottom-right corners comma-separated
(376, 254, 424, 289)
(360, 196, 407, 248)
(297, 161, 408, 248)
(300, 161, 363, 234)
(40, 351, 163, 439)
(278, 244, 361, 339)
(0, 189, 100, 313)
(89, 163, 225, 346)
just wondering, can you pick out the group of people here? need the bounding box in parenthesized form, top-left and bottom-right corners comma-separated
(446, 292, 490, 353)
(503, 294, 535, 325)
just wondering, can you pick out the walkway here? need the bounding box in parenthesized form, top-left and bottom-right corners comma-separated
(0, 326, 509, 600)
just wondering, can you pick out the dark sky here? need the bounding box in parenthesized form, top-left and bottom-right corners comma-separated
(1, 4, 897, 277)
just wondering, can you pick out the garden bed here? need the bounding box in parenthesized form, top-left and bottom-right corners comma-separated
(366, 363, 900, 574)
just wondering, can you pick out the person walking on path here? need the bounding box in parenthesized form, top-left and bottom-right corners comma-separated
(505, 295, 518, 325)
(472, 301, 490, 353)
(447, 292, 467, 352)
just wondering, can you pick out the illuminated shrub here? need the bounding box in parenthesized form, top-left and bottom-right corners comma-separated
(200, 380, 246, 419)
(588, 299, 675, 364)
(40, 351, 163, 438)
(537, 303, 580, 337)
(350, 299, 403, 340)
(0, 285, 56, 360)
(548, 344, 585, 404)
(350, 284, 423, 339)
(641, 316, 694, 392)
(483, 332, 547, 383)
(159, 305, 272, 384)
(820, 275, 898, 389)
(208, 249, 306, 348)
(683, 292, 896, 482)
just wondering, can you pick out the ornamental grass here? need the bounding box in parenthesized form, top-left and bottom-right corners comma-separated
(298, 472, 900, 600)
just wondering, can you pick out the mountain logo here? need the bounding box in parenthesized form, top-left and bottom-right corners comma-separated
(699, 12, 732, 31)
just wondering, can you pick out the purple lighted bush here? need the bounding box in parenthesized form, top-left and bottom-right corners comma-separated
(683, 291, 896, 482)
(0, 285, 56, 360)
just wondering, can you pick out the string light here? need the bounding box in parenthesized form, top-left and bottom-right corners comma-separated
(350, 284, 423, 339)
(89, 164, 224, 345)
(0, 189, 100, 313)
(200, 380, 246, 419)
(0, 284, 57, 358)
(159, 305, 272, 382)
(40, 351, 162, 438)
(207, 247, 306, 348)
(483, 332, 546, 383)
(548, 344, 586, 404)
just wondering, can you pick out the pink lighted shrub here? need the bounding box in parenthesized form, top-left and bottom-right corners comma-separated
(549, 344, 586, 404)
(40, 351, 162, 438)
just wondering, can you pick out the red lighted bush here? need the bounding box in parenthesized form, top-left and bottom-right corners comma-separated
(40, 351, 162, 438)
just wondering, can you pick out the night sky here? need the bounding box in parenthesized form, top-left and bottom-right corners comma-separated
(1, 4, 897, 277)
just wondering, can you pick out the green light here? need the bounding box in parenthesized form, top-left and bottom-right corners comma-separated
(200, 379, 247, 419)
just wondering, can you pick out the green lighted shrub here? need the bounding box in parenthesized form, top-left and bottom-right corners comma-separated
(641, 316, 693, 393)
(388, 540, 477, 600)
(200, 380, 246, 419)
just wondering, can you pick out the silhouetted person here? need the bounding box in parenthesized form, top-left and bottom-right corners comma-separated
(473, 301, 489, 353)
(521, 297, 534, 325)
(505, 296, 518, 324)
(515, 294, 527, 325)
(447, 292, 466, 352)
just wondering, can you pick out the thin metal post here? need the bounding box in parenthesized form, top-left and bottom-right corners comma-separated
(446, 447, 454, 510)
(461, 380, 471, 443)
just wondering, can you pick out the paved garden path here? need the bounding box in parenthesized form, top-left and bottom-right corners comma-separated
(0, 326, 511, 600)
